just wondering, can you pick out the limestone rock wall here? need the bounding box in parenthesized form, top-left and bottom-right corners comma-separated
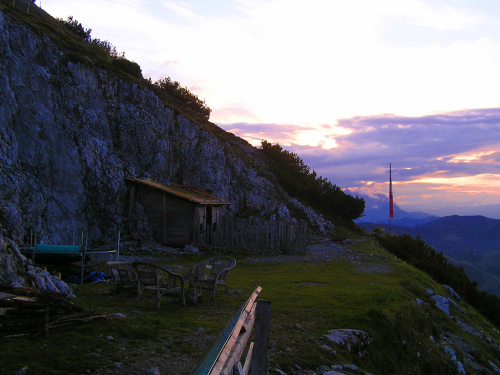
(0, 5, 332, 263)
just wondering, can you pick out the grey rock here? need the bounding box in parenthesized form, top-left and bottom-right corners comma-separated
(323, 329, 372, 355)
(443, 285, 461, 301)
(321, 345, 335, 353)
(457, 362, 466, 375)
(489, 360, 500, 373)
(432, 295, 465, 315)
(183, 245, 199, 253)
(432, 295, 451, 315)
(343, 364, 358, 372)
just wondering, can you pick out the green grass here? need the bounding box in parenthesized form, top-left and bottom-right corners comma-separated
(2, 239, 499, 374)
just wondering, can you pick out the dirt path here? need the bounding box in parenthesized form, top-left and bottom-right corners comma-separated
(248, 236, 393, 274)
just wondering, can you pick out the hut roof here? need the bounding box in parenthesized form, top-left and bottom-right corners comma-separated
(126, 178, 231, 205)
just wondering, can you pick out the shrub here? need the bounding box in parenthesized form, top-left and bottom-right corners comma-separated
(111, 58, 142, 78)
(260, 140, 365, 220)
(154, 77, 211, 120)
(60, 16, 91, 42)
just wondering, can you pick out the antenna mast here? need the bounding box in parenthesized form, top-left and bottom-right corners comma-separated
(389, 163, 394, 233)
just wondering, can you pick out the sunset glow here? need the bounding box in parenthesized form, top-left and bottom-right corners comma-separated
(40, 0, 500, 217)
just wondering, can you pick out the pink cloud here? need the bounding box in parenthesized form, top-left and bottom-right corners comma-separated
(161, 60, 181, 67)
(211, 106, 261, 124)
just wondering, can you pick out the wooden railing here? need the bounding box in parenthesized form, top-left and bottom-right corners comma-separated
(190, 287, 271, 375)
(194, 220, 307, 255)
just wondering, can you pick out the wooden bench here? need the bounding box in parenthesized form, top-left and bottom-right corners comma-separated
(190, 287, 271, 375)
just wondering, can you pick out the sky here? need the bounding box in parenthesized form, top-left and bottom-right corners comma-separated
(38, 0, 500, 218)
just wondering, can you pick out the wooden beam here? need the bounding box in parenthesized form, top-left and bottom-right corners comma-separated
(212, 288, 261, 375)
(251, 300, 271, 375)
(220, 304, 257, 374)
(242, 342, 254, 375)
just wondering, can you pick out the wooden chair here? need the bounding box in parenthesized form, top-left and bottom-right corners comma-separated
(189, 256, 236, 300)
(106, 261, 137, 295)
(131, 262, 187, 308)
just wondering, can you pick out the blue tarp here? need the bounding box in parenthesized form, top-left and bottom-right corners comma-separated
(66, 271, 107, 284)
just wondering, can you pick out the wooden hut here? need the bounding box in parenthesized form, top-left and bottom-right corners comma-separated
(126, 178, 231, 247)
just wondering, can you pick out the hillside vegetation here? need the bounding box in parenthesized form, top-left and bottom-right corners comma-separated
(376, 232, 500, 327)
(2, 237, 500, 375)
(361, 216, 500, 297)
(260, 141, 365, 221)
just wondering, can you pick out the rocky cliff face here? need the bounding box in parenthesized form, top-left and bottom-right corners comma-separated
(0, 5, 332, 288)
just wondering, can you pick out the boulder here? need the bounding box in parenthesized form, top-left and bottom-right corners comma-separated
(323, 329, 372, 357)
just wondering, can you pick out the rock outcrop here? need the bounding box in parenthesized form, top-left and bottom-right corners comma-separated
(0, 4, 332, 287)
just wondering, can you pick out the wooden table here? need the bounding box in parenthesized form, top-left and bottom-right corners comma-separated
(182, 274, 207, 304)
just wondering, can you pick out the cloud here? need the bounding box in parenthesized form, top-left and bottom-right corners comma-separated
(212, 108, 262, 124)
(161, 60, 181, 67)
(221, 107, 500, 213)
(333, 108, 500, 166)
(42, 0, 500, 126)
(40, 0, 500, 215)
(218, 122, 348, 149)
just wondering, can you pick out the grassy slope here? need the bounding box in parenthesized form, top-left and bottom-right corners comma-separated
(2, 238, 500, 375)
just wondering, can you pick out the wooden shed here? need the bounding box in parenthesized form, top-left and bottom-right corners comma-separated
(125, 178, 231, 247)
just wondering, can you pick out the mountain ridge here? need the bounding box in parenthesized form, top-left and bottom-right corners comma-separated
(359, 215, 500, 296)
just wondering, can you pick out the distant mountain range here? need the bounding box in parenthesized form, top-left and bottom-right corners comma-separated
(346, 189, 440, 227)
(358, 215, 500, 297)
(346, 190, 500, 296)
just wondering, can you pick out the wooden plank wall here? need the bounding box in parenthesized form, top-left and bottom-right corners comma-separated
(134, 186, 195, 246)
(193, 219, 308, 254)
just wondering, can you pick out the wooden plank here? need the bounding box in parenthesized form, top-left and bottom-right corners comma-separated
(220, 305, 257, 374)
(242, 342, 254, 375)
(251, 300, 271, 375)
(216, 295, 259, 375)
(233, 362, 244, 375)
(190, 287, 262, 375)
